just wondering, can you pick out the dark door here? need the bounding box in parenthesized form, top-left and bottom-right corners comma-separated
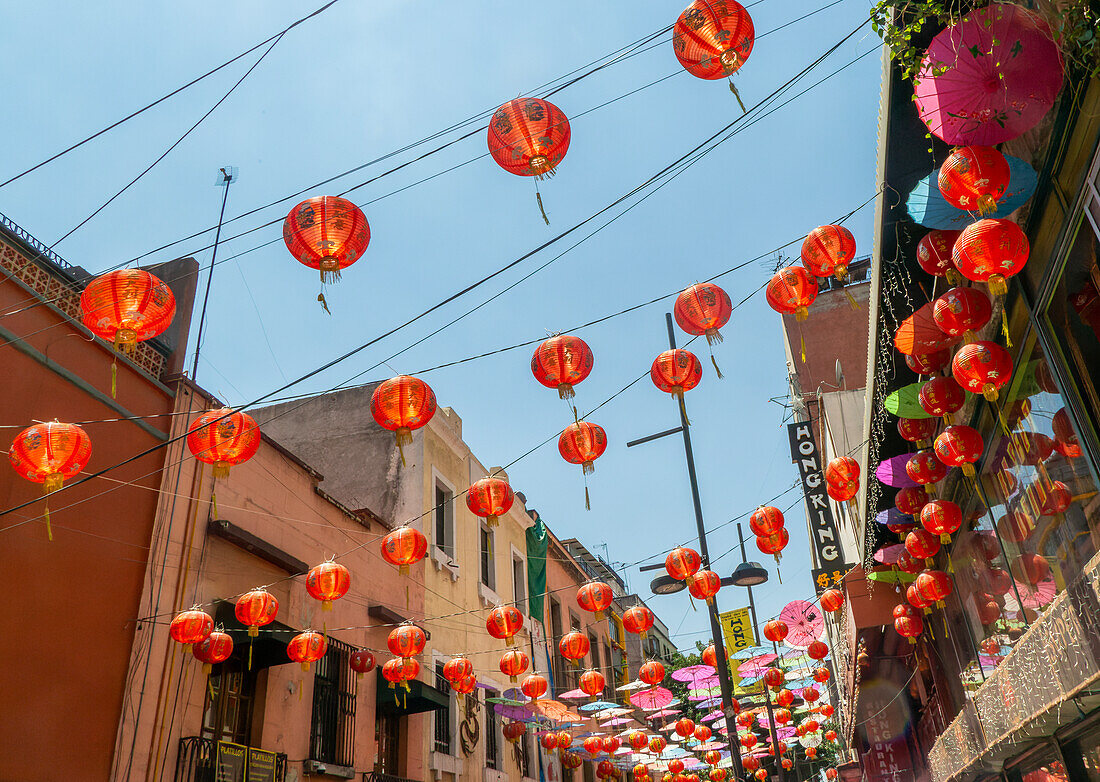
(201, 663, 257, 745)
(375, 713, 401, 774)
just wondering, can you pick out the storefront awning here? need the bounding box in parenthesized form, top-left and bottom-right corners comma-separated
(376, 669, 449, 715)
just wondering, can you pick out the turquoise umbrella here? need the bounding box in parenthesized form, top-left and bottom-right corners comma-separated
(908, 153, 1037, 229)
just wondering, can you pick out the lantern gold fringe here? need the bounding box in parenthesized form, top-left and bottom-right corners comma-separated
(557, 383, 575, 400)
(844, 287, 860, 310)
(710, 351, 724, 380)
(536, 191, 550, 226)
(396, 428, 412, 466)
(728, 80, 746, 113)
(705, 328, 723, 346)
(977, 195, 997, 215)
(212, 461, 231, 480)
(320, 267, 342, 285)
(317, 292, 331, 314)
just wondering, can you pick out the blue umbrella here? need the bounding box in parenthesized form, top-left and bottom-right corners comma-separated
(731, 645, 771, 660)
(907, 153, 1037, 228)
(875, 508, 915, 526)
(579, 700, 621, 712)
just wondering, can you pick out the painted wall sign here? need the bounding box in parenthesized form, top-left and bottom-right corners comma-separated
(788, 422, 853, 588)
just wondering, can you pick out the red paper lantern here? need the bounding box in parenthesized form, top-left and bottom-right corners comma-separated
(531, 335, 594, 399)
(906, 450, 948, 493)
(634, 764, 650, 779)
(824, 728, 837, 740)
(580, 669, 606, 698)
(763, 619, 788, 643)
(371, 375, 437, 461)
(916, 229, 963, 282)
(711, 770, 728, 782)
(467, 476, 515, 528)
(649, 736, 667, 755)
(80, 269, 176, 349)
(186, 409, 260, 479)
(541, 733, 559, 751)
(952, 341, 1013, 401)
(651, 349, 703, 399)
(907, 584, 932, 615)
(487, 605, 524, 644)
(898, 417, 938, 445)
(578, 582, 614, 620)
(807, 640, 829, 661)
(906, 348, 951, 375)
(674, 282, 734, 348)
(801, 224, 857, 280)
(350, 650, 376, 678)
(763, 667, 784, 689)
(668, 761, 685, 777)
(628, 732, 649, 752)
(781, 759, 793, 771)
(8, 421, 93, 539)
(895, 614, 924, 644)
(558, 421, 608, 476)
(623, 605, 655, 638)
(933, 286, 993, 343)
(743, 756, 761, 772)
(382, 657, 420, 688)
(953, 219, 1030, 296)
(825, 770, 838, 781)
(1010, 431, 1055, 466)
(978, 600, 1002, 626)
(766, 266, 818, 321)
(235, 589, 279, 637)
(934, 424, 984, 477)
(688, 569, 722, 604)
(1053, 408, 1081, 457)
(802, 686, 820, 703)
(916, 570, 953, 608)
(192, 631, 234, 674)
(522, 674, 548, 701)
(381, 526, 428, 575)
(675, 718, 696, 739)
(454, 674, 477, 695)
(562, 752, 582, 769)
(805, 748, 818, 761)
(919, 376, 966, 423)
(666, 547, 703, 580)
(736, 711, 755, 728)
(306, 561, 351, 610)
(906, 527, 941, 566)
(443, 656, 474, 684)
(694, 725, 712, 742)
(774, 708, 792, 725)
(898, 552, 923, 575)
(756, 528, 789, 563)
(288, 631, 328, 671)
(583, 736, 603, 756)
(388, 623, 426, 658)
(821, 588, 844, 613)
(742, 734, 758, 749)
(1012, 553, 1051, 585)
(750, 505, 785, 536)
(170, 608, 213, 644)
(813, 666, 831, 682)
(488, 98, 570, 178)
(980, 638, 1002, 657)
(938, 146, 1010, 215)
(560, 631, 590, 665)
(504, 722, 527, 744)
(824, 457, 860, 502)
(1029, 479, 1072, 517)
(603, 736, 620, 754)
(704, 749, 721, 765)
(639, 660, 665, 686)
(895, 486, 929, 515)
(701, 644, 718, 668)
(282, 196, 370, 283)
(500, 649, 529, 682)
(920, 499, 962, 543)
(802, 719, 820, 733)
(672, 1, 755, 80)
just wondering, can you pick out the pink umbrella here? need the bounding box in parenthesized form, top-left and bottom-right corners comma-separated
(631, 687, 673, 711)
(692, 674, 722, 689)
(1004, 577, 1057, 610)
(779, 600, 825, 649)
(648, 709, 679, 719)
(873, 544, 907, 565)
(736, 662, 777, 678)
(914, 4, 1063, 146)
(743, 653, 778, 667)
(876, 455, 921, 488)
(603, 717, 634, 726)
(701, 710, 724, 723)
(672, 665, 717, 685)
(776, 727, 798, 739)
(559, 688, 587, 700)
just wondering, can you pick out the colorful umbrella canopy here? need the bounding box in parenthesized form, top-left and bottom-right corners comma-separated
(701, 710, 724, 723)
(529, 699, 569, 719)
(884, 383, 935, 419)
(559, 688, 587, 700)
(602, 717, 634, 726)
(580, 700, 621, 712)
(695, 697, 723, 709)
(744, 653, 778, 666)
(876, 508, 915, 526)
(867, 568, 917, 585)
(873, 543, 907, 565)
(617, 681, 650, 692)
(648, 708, 680, 719)
(1004, 577, 1058, 610)
(895, 303, 958, 355)
(731, 646, 772, 660)
(907, 154, 1038, 228)
(778, 600, 825, 648)
(876, 454, 922, 488)
(671, 665, 717, 683)
(631, 687, 674, 711)
(914, 5, 1063, 145)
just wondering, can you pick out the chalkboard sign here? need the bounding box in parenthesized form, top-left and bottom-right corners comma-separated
(247, 748, 277, 782)
(215, 741, 246, 782)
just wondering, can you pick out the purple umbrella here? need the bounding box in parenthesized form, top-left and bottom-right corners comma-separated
(695, 697, 723, 709)
(914, 5, 1063, 146)
(873, 544, 907, 565)
(876, 455, 921, 488)
(876, 508, 914, 526)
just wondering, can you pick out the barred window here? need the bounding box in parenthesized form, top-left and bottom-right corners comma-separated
(485, 688, 499, 769)
(310, 639, 357, 766)
(434, 663, 452, 754)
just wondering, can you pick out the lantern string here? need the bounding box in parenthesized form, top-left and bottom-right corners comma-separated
(728, 80, 747, 113)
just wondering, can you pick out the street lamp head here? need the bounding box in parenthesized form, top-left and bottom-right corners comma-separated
(650, 575, 687, 595)
(731, 561, 769, 587)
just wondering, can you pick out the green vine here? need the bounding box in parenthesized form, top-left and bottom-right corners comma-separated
(1055, 1, 1100, 80)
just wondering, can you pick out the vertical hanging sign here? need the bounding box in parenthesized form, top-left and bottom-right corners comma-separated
(787, 422, 852, 593)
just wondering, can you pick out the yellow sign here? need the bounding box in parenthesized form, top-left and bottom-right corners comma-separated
(718, 607, 755, 657)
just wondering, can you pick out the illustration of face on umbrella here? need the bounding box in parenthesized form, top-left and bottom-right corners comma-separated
(779, 600, 825, 648)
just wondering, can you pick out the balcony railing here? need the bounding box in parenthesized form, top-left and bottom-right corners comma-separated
(176, 736, 287, 782)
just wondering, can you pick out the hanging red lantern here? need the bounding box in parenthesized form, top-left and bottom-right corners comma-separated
(920, 499, 963, 543)
(898, 551, 924, 575)
(916, 570, 953, 608)
(559, 422, 608, 509)
(773, 708, 792, 725)
(766, 266, 818, 320)
(580, 669, 606, 698)
(674, 282, 734, 346)
(824, 727, 837, 740)
(688, 569, 722, 604)
(1028, 479, 1073, 517)
(807, 640, 829, 661)
(750, 505, 785, 536)
(672, 0, 755, 80)
(952, 341, 1013, 401)
(763, 619, 788, 643)
(634, 763, 650, 779)
(288, 631, 327, 671)
(801, 224, 857, 280)
(953, 219, 1030, 296)
(821, 588, 844, 613)
(623, 605, 655, 638)
(813, 666, 831, 683)
(934, 425, 984, 477)
(906, 450, 948, 494)
(649, 736, 667, 755)
(488, 98, 570, 179)
(938, 146, 1010, 215)
(562, 752, 582, 770)
(192, 631, 234, 675)
(443, 656, 474, 684)
(978, 599, 1002, 625)
(711, 770, 728, 782)
(906, 348, 952, 375)
(499, 649, 529, 682)
(704, 749, 721, 765)
(282, 196, 370, 285)
(1053, 408, 1081, 457)
(694, 725, 712, 742)
(763, 667, 784, 689)
(898, 417, 938, 446)
(666, 547, 703, 581)
(895, 614, 924, 644)
(578, 582, 614, 621)
(905, 527, 941, 566)
(651, 349, 703, 399)
(1012, 553, 1051, 585)
(639, 659, 665, 686)
(907, 583, 933, 615)
(628, 732, 649, 752)
(988, 567, 1014, 595)
(522, 673, 548, 701)
(916, 229, 963, 283)
(677, 718, 698, 740)
(504, 722, 527, 744)
(466, 476, 514, 528)
(186, 409, 260, 479)
(583, 736, 604, 757)
(603, 736, 620, 754)
(980, 638, 1003, 657)
(382, 657, 421, 689)
(486, 605, 524, 644)
(541, 733, 559, 752)
(556, 730, 574, 750)
(388, 623, 426, 658)
(756, 528, 789, 563)
(531, 335, 594, 400)
(305, 561, 350, 610)
(7, 421, 92, 540)
(802, 686, 820, 703)
(381, 526, 428, 575)
(741, 734, 758, 750)
(919, 376, 967, 423)
(781, 759, 793, 771)
(371, 375, 437, 463)
(170, 608, 213, 644)
(895, 486, 928, 515)
(805, 748, 818, 761)
(1009, 431, 1055, 466)
(560, 631, 590, 665)
(933, 286, 993, 343)
(669, 761, 686, 776)
(235, 589, 279, 637)
(701, 644, 718, 668)
(743, 756, 761, 773)
(824, 457, 860, 502)
(350, 650, 376, 679)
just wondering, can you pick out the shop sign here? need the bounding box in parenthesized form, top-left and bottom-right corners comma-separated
(215, 741, 247, 782)
(718, 607, 755, 657)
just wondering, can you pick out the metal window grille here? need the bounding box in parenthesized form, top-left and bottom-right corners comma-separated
(434, 663, 452, 754)
(520, 732, 532, 778)
(485, 689, 499, 769)
(310, 639, 357, 767)
(480, 527, 493, 588)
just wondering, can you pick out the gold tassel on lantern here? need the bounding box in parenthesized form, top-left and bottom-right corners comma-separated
(395, 428, 412, 466)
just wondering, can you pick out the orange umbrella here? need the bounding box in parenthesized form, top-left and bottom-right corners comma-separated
(894, 303, 959, 355)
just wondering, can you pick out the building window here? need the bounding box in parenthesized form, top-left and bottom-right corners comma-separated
(310, 640, 357, 767)
(588, 634, 599, 671)
(512, 552, 526, 613)
(435, 482, 454, 557)
(484, 688, 499, 770)
(519, 732, 532, 778)
(480, 526, 495, 589)
(434, 663, 451, 754)
(550, 598, 565, 692)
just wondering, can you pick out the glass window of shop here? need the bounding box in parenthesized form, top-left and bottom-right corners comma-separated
(1006, 744, 1070, 782)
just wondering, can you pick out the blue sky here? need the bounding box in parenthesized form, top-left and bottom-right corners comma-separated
(0, 1, 882, 648)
